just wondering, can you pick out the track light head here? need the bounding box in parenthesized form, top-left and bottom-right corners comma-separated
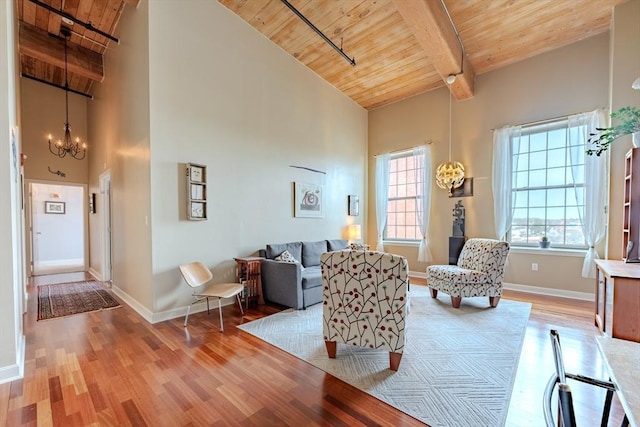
(446, 74, 457, 85)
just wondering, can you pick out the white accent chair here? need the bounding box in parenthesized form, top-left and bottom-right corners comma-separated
(426, 238, 509, 308)
(179, 261, 245, 331)
(321, 250, 408, 371)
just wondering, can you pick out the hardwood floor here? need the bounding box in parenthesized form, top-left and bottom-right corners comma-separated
(0, 273, 627, 426)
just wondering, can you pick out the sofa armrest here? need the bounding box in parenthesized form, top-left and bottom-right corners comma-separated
(261, 259, 303, 309)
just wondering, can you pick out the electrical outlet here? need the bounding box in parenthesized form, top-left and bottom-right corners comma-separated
(531, 263, 538, 271)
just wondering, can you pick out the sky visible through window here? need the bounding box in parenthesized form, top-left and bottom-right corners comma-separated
(510, 121, 586, 248)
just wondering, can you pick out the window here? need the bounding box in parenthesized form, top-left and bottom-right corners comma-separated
(509, 120, 586, 248)
(385, 151, 422, 241)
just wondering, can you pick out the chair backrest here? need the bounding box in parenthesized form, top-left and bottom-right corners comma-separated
(179, 261, 213, 288)
(550, 329, 567, 383)
(320, 250, 408, 353)
(457, 238, 510, 282)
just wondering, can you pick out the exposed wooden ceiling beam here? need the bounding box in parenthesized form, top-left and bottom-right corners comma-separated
(125, 0, 140, 7)
(391, 0, 475, 100)
(19, 22, 104, 82)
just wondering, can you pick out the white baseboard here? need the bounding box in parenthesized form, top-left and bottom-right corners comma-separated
(409, 272, 594, 302)
(110, 284, 154, 323)
(503, 282, 594, 302)
(110, 284, 235, 324)
(88, 268, 102, 281)
(0, 334, 25, 385)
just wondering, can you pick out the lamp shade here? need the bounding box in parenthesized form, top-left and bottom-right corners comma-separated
(347, 224, 362, 240)
(436, 161, 465, 194)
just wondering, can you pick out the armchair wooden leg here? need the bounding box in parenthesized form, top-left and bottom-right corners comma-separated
(389, 352, 403, 371)
(489, 296, 501, 308)
(451, 296, 462, 308)
(325, 340, 337, 358)
(429, 288, 438, 298)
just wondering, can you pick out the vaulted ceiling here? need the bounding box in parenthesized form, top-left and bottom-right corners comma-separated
(16, 0, 629, 109)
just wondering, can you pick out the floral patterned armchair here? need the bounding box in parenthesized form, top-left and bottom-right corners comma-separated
(427, 238, 509, 308)
(321, 250, 408, 371)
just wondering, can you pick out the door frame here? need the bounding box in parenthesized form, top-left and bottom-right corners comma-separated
(26, 179, 89, 276)
(100, 171, 112, 282)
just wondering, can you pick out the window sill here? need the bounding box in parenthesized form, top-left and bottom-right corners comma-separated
(383, 240, 420, 247)
(509, 246, 586, 257)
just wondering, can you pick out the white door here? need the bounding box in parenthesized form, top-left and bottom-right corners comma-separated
(30, 182, 86, 275)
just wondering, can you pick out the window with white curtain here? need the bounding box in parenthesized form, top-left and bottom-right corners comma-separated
(385, 151, 422, 241)
(509, 119, 587, 249)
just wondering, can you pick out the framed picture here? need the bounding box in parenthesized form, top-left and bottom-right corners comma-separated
(189, 164, 204, 183)
(348, 195, 359, 216)
(190, 184, 205, 200)
(450, 177, 474, 198)
(190, 201, 206, 219)
(45, 201, 65, 214)
(294, 182, 324, 218)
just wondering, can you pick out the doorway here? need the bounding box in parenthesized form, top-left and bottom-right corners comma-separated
(29, 182, 87, 276)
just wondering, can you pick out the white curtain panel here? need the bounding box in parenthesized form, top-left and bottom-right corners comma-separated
(375, 154, 390, 252)
(413, 145, 433, 262)
(492, 126, 522, 240)
(568, 109, 608, 278)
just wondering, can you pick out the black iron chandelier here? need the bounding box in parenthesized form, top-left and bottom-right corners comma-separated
(48, 27, 86, 160)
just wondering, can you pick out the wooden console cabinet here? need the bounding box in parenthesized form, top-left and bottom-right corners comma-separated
(594, 259, 640, 342)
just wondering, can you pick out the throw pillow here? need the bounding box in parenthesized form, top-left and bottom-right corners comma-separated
(350, 243, 367, 250)
(275, 250, 305, 271)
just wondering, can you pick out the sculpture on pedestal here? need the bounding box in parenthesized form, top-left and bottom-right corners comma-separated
(449, 200, 466, 265)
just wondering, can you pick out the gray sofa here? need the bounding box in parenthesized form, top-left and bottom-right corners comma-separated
(261, 239, 348, 309)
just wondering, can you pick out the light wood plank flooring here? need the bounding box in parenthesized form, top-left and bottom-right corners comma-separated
(0, 273, 627, 426)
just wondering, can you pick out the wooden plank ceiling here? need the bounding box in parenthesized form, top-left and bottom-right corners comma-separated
(16, 0, 628, 109)
(219, 0, 629, 110)
(16, 0, 138, 96)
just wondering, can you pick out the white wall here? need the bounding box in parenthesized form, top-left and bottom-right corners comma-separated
(147, 1, 367, 315)
(369, 32, 611, 296)
(608, 0, 640, 260)
(20, 78, 89, 184)
(86, 0, 367, 320)
(88, 0, 153, 310)
(0, 0, 25, 383)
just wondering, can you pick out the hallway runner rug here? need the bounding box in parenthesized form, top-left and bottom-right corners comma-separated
(238, 285, 531, 427)
(38, 281, 121, 321)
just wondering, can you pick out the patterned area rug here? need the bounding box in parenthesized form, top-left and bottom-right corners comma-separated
(238, 285, 531, 427)
(37, 281, 121, 321)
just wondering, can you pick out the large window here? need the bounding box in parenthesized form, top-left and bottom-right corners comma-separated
(509, 120, 586, 248)
(385, 151, 422, 241)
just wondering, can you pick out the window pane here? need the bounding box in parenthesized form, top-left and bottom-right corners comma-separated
(547, 167, 566, 186)
(530, 169, 546, 187)
(547, 188, 565, 207)
(548, 129, 566, 149)
(529, 190, 546, 207)
(547, 148, 566, 168)
(565, 206, 582, 225)
(530, 151, 547, 169)
(515, 171, 528, 188)
(529, 133, 547, 152)
(565, 226, 584, 246)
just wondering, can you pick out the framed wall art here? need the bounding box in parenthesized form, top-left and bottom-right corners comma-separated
(348, 195, 359, 216)
(186, 162, 207, 220)
(294, 182, 324, 218)
(45, 201, 65, 214)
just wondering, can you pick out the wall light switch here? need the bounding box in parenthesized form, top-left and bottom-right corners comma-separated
(531, 263, 538, 271)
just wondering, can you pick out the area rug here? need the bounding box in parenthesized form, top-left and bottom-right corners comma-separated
(238, 286, 531, 427)
(37, 281, 121, 321)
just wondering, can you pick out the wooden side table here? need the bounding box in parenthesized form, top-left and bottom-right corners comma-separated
(234, 257, 265, 307)
(594, 259, 640, 342)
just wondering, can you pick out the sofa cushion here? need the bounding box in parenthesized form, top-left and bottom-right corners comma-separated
(301, 265, 322, 289)
(302, 241, 328, 267)
(327, 239, 348, 251)
(266, 242, 302, 262)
